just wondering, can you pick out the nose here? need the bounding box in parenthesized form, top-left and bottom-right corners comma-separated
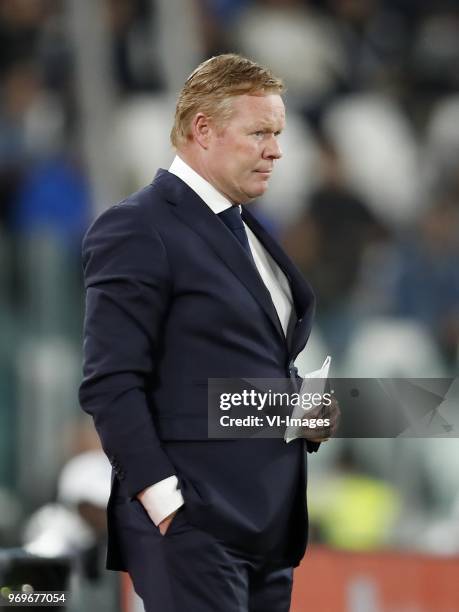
(264, 135, 282, 160)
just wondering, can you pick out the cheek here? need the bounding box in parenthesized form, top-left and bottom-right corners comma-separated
(211, 147, 232, 176)
(216, 139, 260, 183)
(236, 145, 259, 172)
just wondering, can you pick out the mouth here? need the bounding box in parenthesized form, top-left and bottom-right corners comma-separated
(254, 169, 272, 176)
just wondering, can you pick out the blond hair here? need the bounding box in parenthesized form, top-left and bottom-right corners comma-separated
(170, 53, 284, 148)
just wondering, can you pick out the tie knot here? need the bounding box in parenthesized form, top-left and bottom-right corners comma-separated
(218, 206, 244, 231)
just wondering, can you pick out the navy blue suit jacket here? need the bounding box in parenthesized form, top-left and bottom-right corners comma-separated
(79, 169, 317, 570)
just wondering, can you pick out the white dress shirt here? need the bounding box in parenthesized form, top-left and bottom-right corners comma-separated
(139, 155, 293, 525)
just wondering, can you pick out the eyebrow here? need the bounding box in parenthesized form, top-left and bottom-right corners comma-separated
(251, 124, 283, 132)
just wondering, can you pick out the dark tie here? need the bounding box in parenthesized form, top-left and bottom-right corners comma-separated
(218, 206, 254, 260)
(218, 206, 286, 337)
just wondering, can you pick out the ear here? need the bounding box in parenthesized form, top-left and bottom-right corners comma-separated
(190, 112, 213, 149)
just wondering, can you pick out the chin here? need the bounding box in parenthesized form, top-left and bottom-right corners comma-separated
(252, 181, 270, 196)
(253, 185, 268, 198)
(242, 192, 264, 203)
(239, 182, 269, 203)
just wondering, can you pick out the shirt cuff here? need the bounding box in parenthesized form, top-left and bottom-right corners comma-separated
(137, 475, 184, 525)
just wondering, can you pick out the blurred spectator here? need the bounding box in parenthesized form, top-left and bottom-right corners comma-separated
(425, 94, 459, 192)
(1, 61, 62, 158)
(411, 5, 459, 94)
(327, 0, 411, 91)
(107, 0, 163, 94)
(308, 445, 401, 550)
(197, 0, 249, 55)
(322, 92, 421, 225)
(23, 450, 111, 579)
(0, 61, 65, 225)
(290, 140, 386, 304)
(0, 0, 49, 76)
(353, 188, 459, 365)
(9, 157, 90, 248)
(283, 139, 386, 353)
(391, 191, 459, 364)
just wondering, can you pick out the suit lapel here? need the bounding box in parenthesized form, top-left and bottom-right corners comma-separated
(154, 170, 286, 343)
(241, 208, 316, 358)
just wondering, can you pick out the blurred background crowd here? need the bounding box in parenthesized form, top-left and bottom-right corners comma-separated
(0, 0, 458, 609)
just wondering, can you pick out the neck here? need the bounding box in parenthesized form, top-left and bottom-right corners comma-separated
(175, 148, 210, 183)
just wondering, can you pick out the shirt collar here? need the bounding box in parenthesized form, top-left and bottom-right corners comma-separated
(169, 155, 239, 215)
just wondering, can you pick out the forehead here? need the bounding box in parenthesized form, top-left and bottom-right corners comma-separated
(228, 93, 285, 128)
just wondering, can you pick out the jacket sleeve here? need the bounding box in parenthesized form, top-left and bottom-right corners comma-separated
(79, 201, 176, 498)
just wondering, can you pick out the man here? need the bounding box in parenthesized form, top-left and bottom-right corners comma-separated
(80, 54, 334, 611)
